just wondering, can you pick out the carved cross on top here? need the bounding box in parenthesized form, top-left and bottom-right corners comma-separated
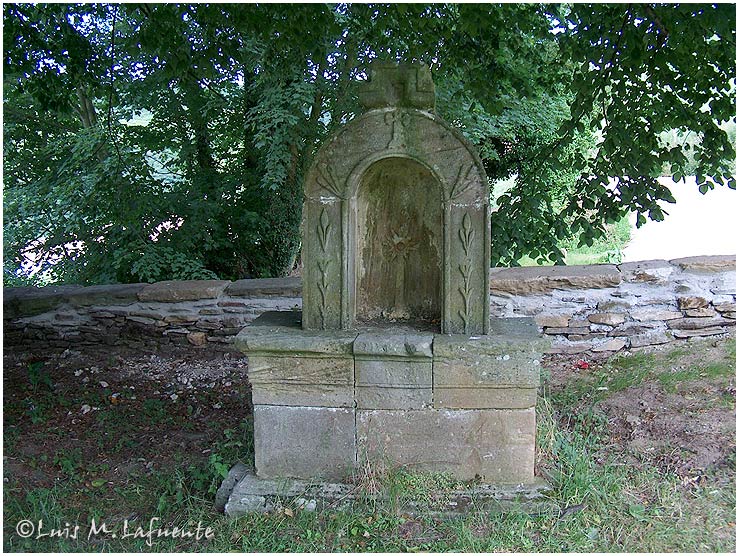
(358, 62, 435, 112)
(384, 110, 412, 149)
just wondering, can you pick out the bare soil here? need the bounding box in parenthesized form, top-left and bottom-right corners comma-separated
(3, 343, 251, 493)
(543, 336, 736, 482)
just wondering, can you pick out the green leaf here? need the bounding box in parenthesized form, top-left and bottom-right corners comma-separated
(628, 504, 647, 521)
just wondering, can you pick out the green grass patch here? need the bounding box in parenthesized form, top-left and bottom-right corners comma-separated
(657, 360, 735, 393)
(552, 338, 736, 408)
(5, 423, 734, 552)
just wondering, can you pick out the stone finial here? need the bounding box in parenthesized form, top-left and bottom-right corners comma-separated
(358, 62, 435, 111)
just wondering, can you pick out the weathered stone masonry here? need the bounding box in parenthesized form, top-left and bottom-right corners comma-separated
(491, 255, 735, 354)
(3, 278, 301, 349)
(3, 255, 735, 353)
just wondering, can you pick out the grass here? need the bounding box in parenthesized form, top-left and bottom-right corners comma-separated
(4, 339, 735, 552)
(515, 216, 632, 267)
(550, 338, 736, 408)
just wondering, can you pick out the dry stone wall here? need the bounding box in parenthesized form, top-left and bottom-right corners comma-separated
(3, 279, 301, 350)
(3, 256, 735, 353)
(490, 255, 735, 353)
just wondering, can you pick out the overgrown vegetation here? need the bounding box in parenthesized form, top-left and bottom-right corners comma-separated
(4, 338, 735, 552)
(3, 4, 736, 285)
(549, 338, 736, 408)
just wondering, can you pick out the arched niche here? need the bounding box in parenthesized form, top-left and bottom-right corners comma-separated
(301, 70, 491, 335)
(355, 156, 443, 326)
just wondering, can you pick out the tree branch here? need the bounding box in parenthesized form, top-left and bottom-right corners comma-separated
(531, 6, 633, 176)
(642, 4, 669, 45)
(107, 3, 123, 171)
(307, 56, 327, 127)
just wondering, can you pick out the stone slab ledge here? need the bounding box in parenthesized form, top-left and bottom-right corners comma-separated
(220, 468, 555, 517)
(489, 264, 621, 295)
(669, 254, 736, 272)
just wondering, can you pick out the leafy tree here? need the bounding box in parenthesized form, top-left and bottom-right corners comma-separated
(3, 3, 735, 285)
(543, 3, 736, 257)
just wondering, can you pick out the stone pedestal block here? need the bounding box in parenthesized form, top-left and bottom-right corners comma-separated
(248, 355, 354, 407)
(253, 405, 355, 481)
(357, 408, 536, 484)
(354, 330, 433, 409)
(236, 313, 546, 487)
(433, 319, 546, 409)
(235, 311, 356, 407)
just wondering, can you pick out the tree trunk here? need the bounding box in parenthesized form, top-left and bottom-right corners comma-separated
(181, 78, 217, 173)
(74, 86, 108, 162)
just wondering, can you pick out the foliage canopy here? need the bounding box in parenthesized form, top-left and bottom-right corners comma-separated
(3, 3, 736, 285)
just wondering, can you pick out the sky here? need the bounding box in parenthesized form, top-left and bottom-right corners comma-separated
(621, 177, 737, 262)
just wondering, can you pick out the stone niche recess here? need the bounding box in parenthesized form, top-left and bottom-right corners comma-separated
(230, 63, 546, 511)
(301, 62, 490, 334)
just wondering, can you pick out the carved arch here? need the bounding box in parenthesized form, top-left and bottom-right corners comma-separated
(302, 107, 490, 334)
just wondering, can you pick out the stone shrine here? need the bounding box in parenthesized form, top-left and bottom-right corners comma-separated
(223, 63, 547, 513)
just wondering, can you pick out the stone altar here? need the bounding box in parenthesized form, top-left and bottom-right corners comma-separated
(223, 63, 548, 514)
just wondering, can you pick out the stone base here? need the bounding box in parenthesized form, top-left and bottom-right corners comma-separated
(219, 467, 556, 518)
(357, 407, 536, 483)
(235, 311, 548, 485)
(254, 405, 356, 480)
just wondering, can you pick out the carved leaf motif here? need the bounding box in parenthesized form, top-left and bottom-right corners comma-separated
(458, 262, 473, 333)
(317, 259, 330, 329)
(317, 208, 331, 252)
(314, 206, 333, 329)
(449, 164, 475, 201)
(458, 212, 475, 257)
(316, 163, 344, 198)
(457, 308, 468, 332)
(457, 213, 475, 334)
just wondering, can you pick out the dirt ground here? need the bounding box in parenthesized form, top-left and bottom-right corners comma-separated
(3, 343, 252, 492)
(543, 337, 736, 484)
(3, 336, 735, 495)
